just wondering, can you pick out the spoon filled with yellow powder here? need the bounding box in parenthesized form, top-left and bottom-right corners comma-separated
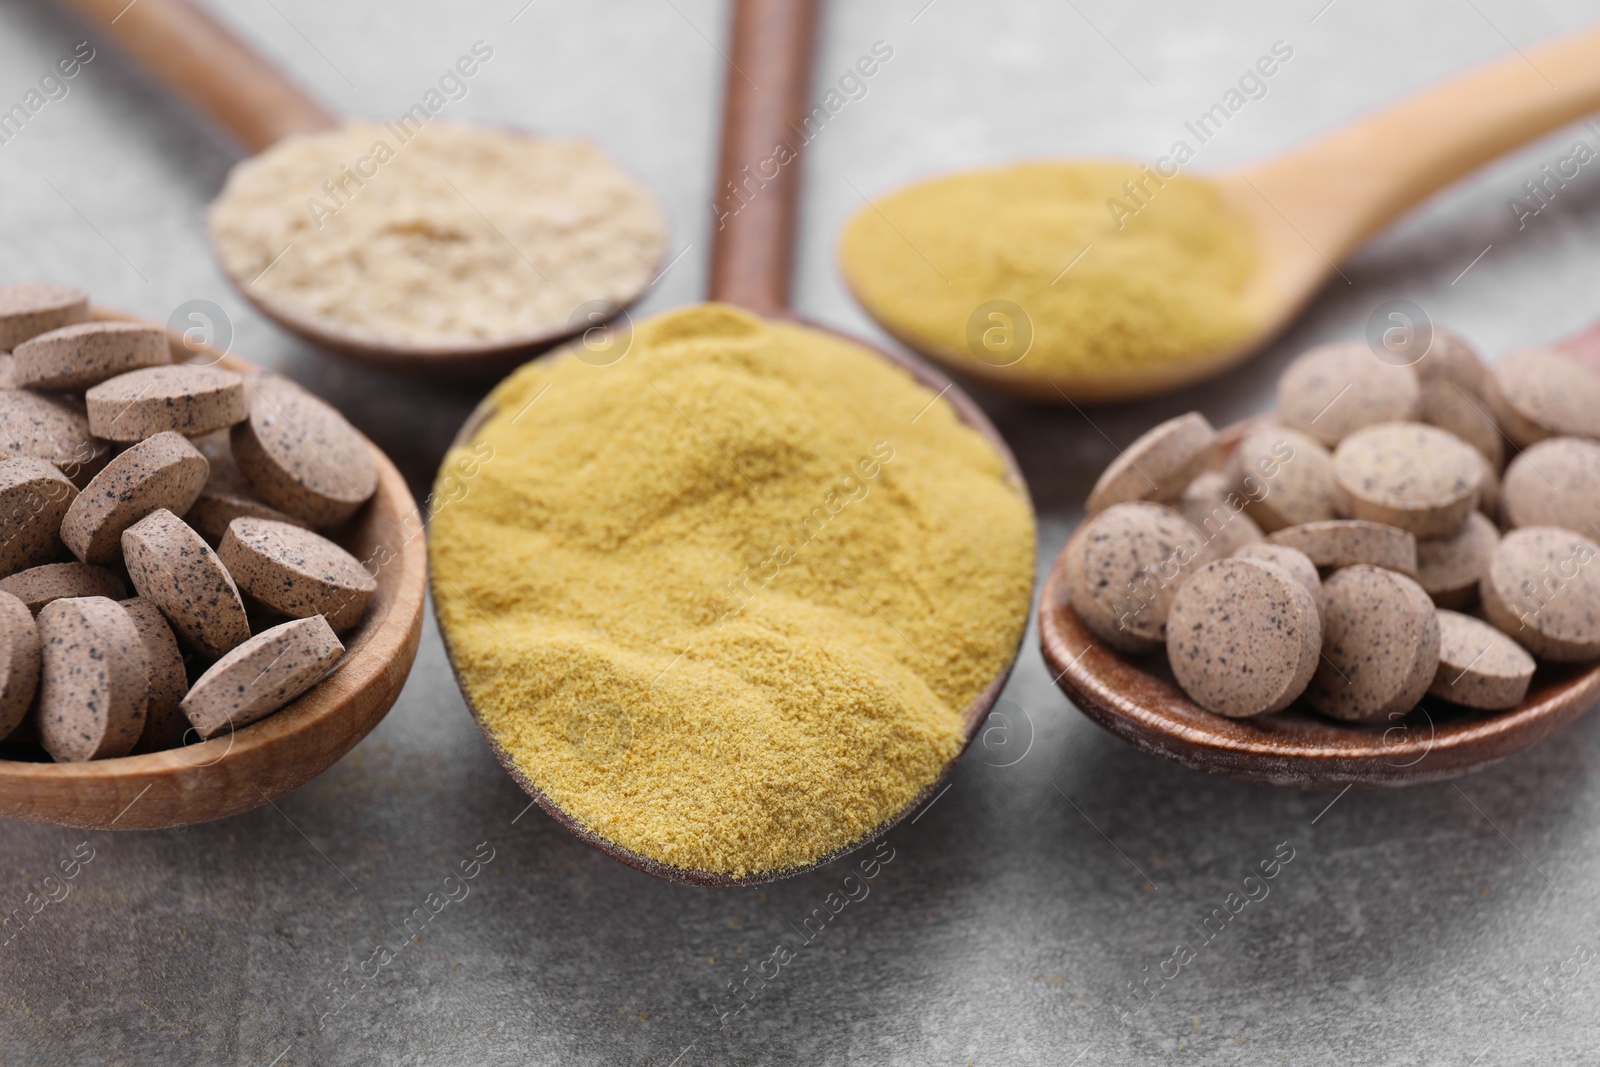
(839, 24, 1600, 403)
(430, 0, 1036, 884)
(65, 0, 666, 376)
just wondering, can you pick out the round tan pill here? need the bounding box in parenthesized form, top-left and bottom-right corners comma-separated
(181, 616, 344, 739)
(1233, 542, 1322, 617)
(1307, 565, 1439, 722)
(1428, 610, 1535, 711)
(0, 457, 77, 577)
(1087, 412, 1219, 514)
(1416, 511, 1499, 609)
(1481, 526, 1600, 662)
(0, 561, 127, 614)
(1414, 328, 1487, 394)
(0, 591, 40, 741)
(119, 597, 190, 754)
(231, 376, 378, 526)
(1178, 471, 1266, 558)
(1233, 425, 1337, 532)
(1277, 341, 1421, 447)
(1066, 502, 1213, 655)
(218, 517, 376, 631)
(1332, 422, 1482, 537)
(85, 365, 247, 442)
(1418, 377, 1504, 470)
(185, 430, 308, 544)
(1484, 348, 1600, 447)
(1166, 557, 1322, 718)
(121, 508, 251, 659)
(0, 353, 15, 390)
(0, 390, 110, 487)
(11, 321, 170, 392)
(1268, 519, 1418, 576)
(0, 283, 90, 351)
(1501, 437, 1600, 536)
(35, 596, 148, 762)
(59, 432, 209, 566)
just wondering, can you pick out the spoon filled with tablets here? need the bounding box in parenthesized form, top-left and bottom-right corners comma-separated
(1041, 324, 1600, 787)
(63, 0, 667, 376)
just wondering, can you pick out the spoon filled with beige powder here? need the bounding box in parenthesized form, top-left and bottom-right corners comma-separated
(65, 0, 667, 376)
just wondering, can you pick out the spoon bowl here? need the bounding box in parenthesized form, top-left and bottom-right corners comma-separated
(841, 22, 1600, 404)
(0, 307, 428, 829)
(438, 319, 1031, 885)
(64, 0, 664, 379)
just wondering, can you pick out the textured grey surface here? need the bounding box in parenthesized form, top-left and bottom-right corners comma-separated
(3, 0, 1600, 1063)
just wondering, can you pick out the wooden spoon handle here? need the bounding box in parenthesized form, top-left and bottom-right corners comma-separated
(707, 0, 822, 316)
(1241, 24, 1600, 259)
(64, 0, 339, 153)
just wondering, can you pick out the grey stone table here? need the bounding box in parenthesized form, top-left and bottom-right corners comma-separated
(3, 0, 1600, 1062)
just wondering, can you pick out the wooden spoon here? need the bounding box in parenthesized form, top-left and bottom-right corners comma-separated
(0, 308, 427, 829)
(1038, 331, 1600, 789)
(843, 24, 1600, 403)
(61, 0, 664, 378)
(435, 0, 1034, 886)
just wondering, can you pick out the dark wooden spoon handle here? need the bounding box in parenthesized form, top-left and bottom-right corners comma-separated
(707, 0, 822, 316)
(63, 0, 339, 153)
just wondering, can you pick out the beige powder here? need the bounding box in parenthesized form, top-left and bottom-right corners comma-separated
(208, 122, 666, 349)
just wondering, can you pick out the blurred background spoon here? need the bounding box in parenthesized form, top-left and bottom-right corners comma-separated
(62, 0, 668, 378)
(838, 23, 1600, 404)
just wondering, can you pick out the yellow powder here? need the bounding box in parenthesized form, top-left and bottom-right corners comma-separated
(838, 161, 1259, 378)
(429, 304, 1035, 877)
(208, 122, 666, 348)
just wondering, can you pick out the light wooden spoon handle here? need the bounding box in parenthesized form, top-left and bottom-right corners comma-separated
(64, 0, 339, 153)
(1239, 24, 1600, 259)
(707, 0, 822, 316)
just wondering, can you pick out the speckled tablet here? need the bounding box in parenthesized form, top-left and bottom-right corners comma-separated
(1277, 341, 1421, 447)
(0, 590, 39, 740)
(218, 517, 376, 631)
(1307, 565, 1440, 722)
(1416, 511, 1499, 609)
(1066, 502, 1213, 655)
(1501, 437, 1600, 536)
(1481, 526, 1600, 662)
(59, 432, 209, 566)
(1483, 348, 1600, 447)
(121, 508, 251, 659)
(0, 390, 109, 487)
(1332, 422, 1482, 537)
(1232, 425, 1337, 532)
(1428, 609, 1535, 711)
(1233, 542, 1322, 617)
(0, 561, 126, 614)
(1413, 328, 1487, 394)
(1267, 520, 1418, 576)
(1166, 557, 1321, 718)
(11, 321, 169, 392)
(0, 354, 15, 390)
(85, 365, 247, 442)
(0, 457, 77, 577)
(180, 616, 343, 739)
(120, 597, 191, 754)
(185, 430, 308, 544)
(230, 376, 378, 526)
(1087, 412, 1219, 514)
(35, 595, 148, 762)
(1178, 471, 1266, 558)
(1418, 378, 1503, 470)
(0, 283, 89, 351)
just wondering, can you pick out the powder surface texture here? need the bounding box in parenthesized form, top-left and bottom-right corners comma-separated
(429, 304, 1036, 877)
(838, 161, 1259, 378)
(209, 122, 666, 348)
